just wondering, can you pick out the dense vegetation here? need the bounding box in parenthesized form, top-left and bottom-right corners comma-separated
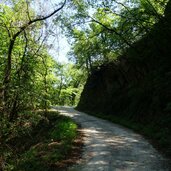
(77, 0, 171, 157)
(61, 0, 168, 71)
(0, 0, 85, 170)
(1, 111, 79, 171)
(0, 0, 86, 114)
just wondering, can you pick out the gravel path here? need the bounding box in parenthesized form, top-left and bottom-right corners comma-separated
(54, 106, 171, 171)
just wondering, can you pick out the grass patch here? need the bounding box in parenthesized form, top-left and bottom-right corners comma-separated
(2, 111, 79, 171)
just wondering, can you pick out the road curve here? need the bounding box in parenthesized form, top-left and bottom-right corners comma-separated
(54, 106, 170, 171)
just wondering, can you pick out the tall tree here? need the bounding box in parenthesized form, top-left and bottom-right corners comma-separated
(0, 0, 66, 120)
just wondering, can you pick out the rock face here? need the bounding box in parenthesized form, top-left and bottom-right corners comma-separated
(77, 2, 171, 124)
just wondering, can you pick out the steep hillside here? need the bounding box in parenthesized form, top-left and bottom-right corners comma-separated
(77, 1, 171, 156)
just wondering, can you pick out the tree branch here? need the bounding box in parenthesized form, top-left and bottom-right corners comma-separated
(89, 16, 134, 49)
(26, 0, 31, 21)
(14, 0, 67, 40)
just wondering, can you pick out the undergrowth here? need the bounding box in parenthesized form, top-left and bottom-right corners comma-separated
(1, 111, 78, 171)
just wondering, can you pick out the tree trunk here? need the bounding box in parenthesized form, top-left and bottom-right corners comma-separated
(2, 38, 15, 116)
(9, 94, 19, 121)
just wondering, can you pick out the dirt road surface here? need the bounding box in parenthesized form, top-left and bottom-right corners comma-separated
(54, 106, 170, 171)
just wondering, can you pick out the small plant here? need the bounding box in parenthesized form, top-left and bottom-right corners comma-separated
(50, 117, 77, 141)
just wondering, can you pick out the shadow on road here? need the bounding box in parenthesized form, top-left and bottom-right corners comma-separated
(53, 106, 171, 171)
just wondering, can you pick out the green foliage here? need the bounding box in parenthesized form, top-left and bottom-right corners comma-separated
(1, 111, 78, 171)
(52, 63, 86, 106)
(60, 0, 168, 72)
(50, 117, 77, 141)
(0, 1, 51, 114)
(0, 1, 84, 170)
(0, 0, 86, 117)
(0, 111, 44, 170)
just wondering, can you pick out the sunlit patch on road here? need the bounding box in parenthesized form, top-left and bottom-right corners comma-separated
(54, 106, 171, 171)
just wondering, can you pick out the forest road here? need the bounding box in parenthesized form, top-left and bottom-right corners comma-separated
(54, 106, 171, 171)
